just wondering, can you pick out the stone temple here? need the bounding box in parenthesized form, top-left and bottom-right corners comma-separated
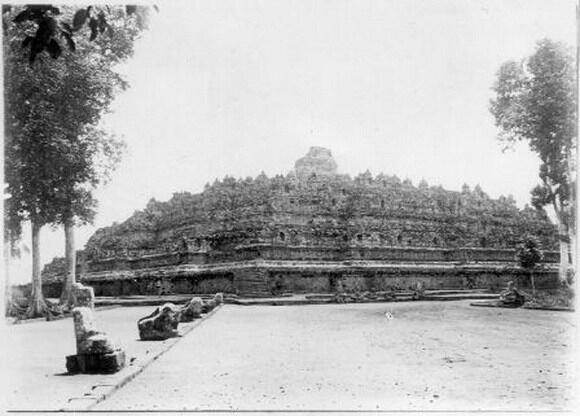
(73, 147, 559, 297)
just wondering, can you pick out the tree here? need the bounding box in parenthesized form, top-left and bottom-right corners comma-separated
(4, 5, 142, 316)
(4, 4, 151, 63)
(490, 39, 577, 283)
(53, 129, 124, 308)
(516, 236, 544, 296)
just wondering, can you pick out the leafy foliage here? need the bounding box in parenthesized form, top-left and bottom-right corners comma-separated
(41, 256, 66, 283)
(516, 235, 544, 270)
(4, 4, 144, 315)
(490, 39, 576, 281)
(4, 4, 150, 64)
(490, 39, 576, 228)
(4, 5, 139, 236)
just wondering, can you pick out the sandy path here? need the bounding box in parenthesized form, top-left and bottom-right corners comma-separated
(95, 301, 576, 411)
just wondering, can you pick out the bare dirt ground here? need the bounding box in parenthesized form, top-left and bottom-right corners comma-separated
(94, 301, 577, 412)
(1, 306, 201, 411)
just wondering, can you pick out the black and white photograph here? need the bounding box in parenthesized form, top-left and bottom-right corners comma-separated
(1, 1, 578, 414)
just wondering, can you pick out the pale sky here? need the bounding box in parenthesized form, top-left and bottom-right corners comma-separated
(7, 0, 578, 284)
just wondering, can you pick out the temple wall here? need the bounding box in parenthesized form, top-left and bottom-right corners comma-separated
(74, 261, 559, 297)
(83, 246, 559, 273)
(83, 273, 235, 296)
(264, 268, 557, 294)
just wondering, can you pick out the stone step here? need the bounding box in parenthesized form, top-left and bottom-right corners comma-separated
(238, 292, 273, 298)
(238, 285, 269, 291)
(424, 289, 492, 295)
(423, 293, 499, 300)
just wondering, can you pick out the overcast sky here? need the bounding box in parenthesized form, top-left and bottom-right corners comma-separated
(8, 0, 577, 284)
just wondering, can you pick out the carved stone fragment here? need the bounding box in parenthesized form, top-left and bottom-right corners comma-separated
(180, 297, 203, 322)
(72, 282, 95, 309)
(138, 303, 180, 340)
(66, 307, 125, 374)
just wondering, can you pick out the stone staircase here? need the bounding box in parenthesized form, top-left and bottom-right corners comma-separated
(236, 273, 271, 298)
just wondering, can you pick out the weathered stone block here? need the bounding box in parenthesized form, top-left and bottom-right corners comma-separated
(201, 298, 217, 313)
(66, 350, 125, 374)
(498, 281, 525, 307)
(214, 292, 224, 305)
(72, 282, 95, 309)
(73, 307, 119, 354)
(138, 303, 180, 340)
(180, 297, 203, 322)
(67, 307, 125, 374)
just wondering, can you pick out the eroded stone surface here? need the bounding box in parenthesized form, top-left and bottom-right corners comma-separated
(72, 283, 95, 309)
(294, 146, 338, 181)
(138, 303, 180, 340)
(214, 293, 224, 305)
(75, 147, 559, 298)
(66, 350, 125, 374)
(180, 297, 203, 322)
(73, 307, 118, 354)
(202, 299, 217, 313)
(498, 281, 525, 307)
(68, 307, 125, 374)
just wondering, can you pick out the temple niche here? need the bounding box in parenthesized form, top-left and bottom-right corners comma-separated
(73, 147, 559, 297)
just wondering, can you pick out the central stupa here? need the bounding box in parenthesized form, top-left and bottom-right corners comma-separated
(294, 146, 338, 180)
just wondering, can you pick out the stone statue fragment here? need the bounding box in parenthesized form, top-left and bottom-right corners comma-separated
(138, 303, 181, 340)
(180, 297, 203, 322)
(66, 307, 125, 374)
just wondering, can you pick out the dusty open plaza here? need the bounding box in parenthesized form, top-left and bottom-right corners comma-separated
(94, 302, 577, 411)
(2, 2, 578, 415)
(4, 300, 575, 412)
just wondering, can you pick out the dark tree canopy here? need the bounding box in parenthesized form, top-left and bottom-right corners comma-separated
(516, 235, 544, 270)
(3, 4, 151, 63)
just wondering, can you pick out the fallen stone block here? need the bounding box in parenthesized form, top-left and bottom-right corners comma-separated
(201, 298, 217, 313)
(180, 297, 203, 322)
(214, 292, 224, 305)
(66, 350, 126, 374)
(138, 303, 180, 340)
(497, 281, 525, 307)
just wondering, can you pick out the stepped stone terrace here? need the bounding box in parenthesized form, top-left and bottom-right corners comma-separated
(68, 147, 558, 297)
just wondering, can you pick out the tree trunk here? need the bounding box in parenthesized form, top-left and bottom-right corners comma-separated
(3, 235, 13, 318)
(26, 221, 47, 318)
(530, 270, 536, 297)
(557, 222, 570, 284)
(59, 218, 76, 308)
(568, 222, 576, 274)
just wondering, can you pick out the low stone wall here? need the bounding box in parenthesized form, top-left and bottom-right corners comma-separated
(266, 267, 557, 294)
(77, 260, 559, 297)
(86, 273, 235, 297)
(84, 245, 560, 273)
